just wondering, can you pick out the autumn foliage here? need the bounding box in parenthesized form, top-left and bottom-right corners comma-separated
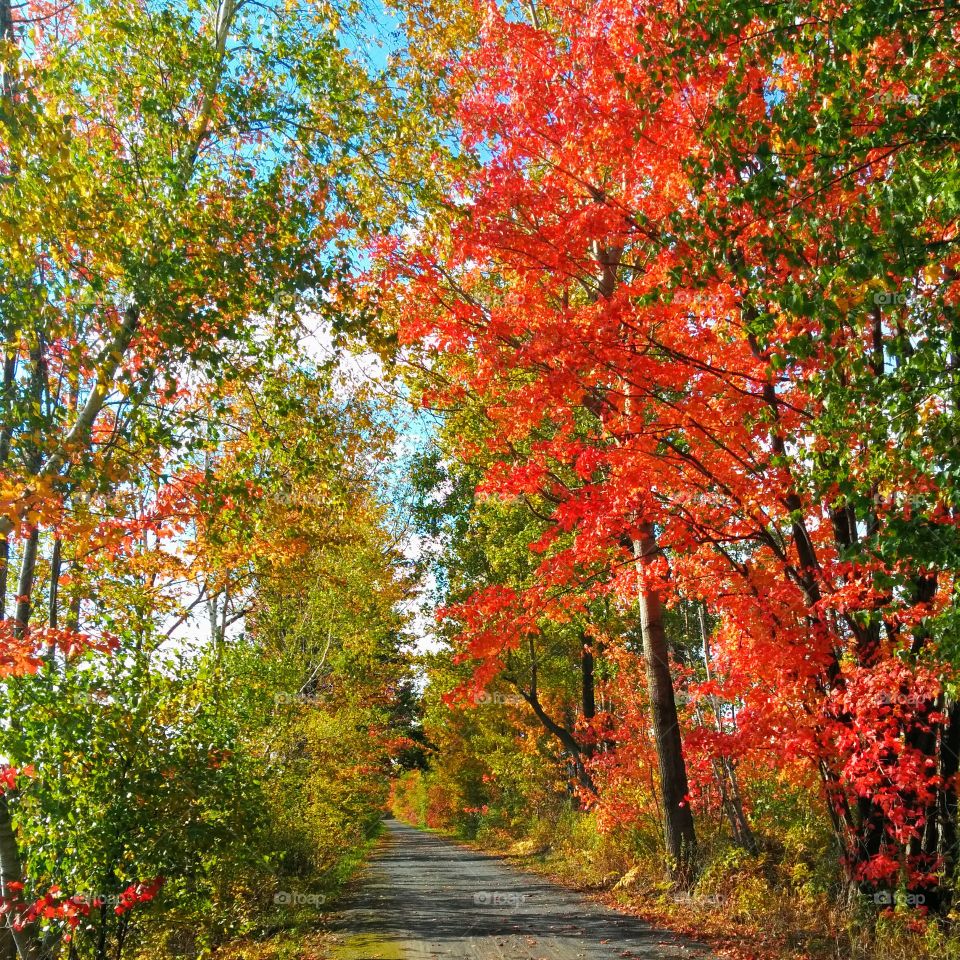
(1, 0, 960, 956)
(387, 0, 960, 914)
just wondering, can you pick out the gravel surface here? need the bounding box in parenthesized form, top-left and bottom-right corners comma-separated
(327, 818, 710, 960)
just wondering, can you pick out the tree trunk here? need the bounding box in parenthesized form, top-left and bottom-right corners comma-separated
(699, 605, 758, 853)
(0, 534, 9, 622)
(581, 631, 596, 757)
(633, 523, 696, 883)
(47, 538, 60, 630)
(0, 795, 39, 960)
(66, 586, 81, 632)
(515, 640, 598, 797)
(0, 12, 40, 953)
(0, 338, 16, 622)
(581, 636, 596, 721)
(0, 57, 16, 623)
(521, 688, 598, 797)
(13, 527, 38, 640)
(0, 0, 13, 101)
(43, 537, 61, 661)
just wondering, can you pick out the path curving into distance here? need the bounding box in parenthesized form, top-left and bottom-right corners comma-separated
(326, 818, 710, 960)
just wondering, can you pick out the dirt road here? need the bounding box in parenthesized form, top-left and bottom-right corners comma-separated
(327, 819, 708, 960)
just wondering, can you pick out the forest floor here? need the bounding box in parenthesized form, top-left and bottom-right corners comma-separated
(319, 818, 709, 960)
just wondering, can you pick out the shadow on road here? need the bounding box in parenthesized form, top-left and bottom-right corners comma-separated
(328, 818, 708, 960)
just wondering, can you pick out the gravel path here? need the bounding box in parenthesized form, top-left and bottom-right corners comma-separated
(327, 818, 710, 960)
